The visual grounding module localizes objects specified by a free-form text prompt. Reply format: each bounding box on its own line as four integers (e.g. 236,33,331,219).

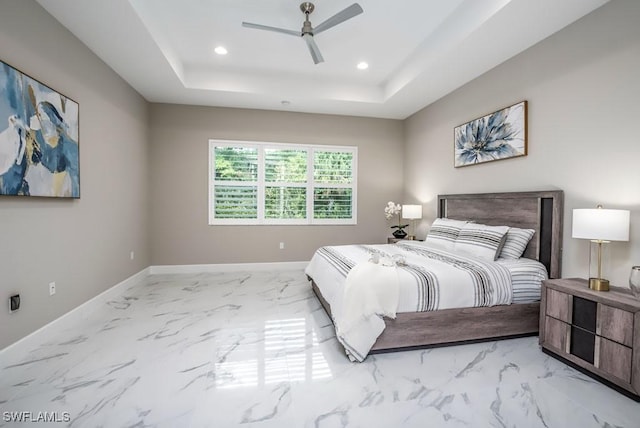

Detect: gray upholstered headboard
437,190,564,278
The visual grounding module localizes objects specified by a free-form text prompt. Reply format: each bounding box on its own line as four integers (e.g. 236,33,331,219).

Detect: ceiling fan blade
313,3,363,35
303,34,324,64
242,22,300,37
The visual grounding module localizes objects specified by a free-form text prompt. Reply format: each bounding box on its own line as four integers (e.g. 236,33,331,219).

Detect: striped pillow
425,218,468,250
499,227,535,259
454,223,509,261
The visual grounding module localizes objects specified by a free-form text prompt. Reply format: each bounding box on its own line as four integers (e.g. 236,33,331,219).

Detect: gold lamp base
589,278,610,291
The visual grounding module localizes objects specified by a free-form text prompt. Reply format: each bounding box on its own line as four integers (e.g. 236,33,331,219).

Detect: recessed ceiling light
214,46,228,55
357,61,369,70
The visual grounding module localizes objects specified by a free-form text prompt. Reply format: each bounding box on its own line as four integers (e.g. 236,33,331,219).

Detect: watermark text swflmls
3,411,71,423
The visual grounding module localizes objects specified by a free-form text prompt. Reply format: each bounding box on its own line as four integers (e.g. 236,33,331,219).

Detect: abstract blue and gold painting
454,101,527,168
0,59,79,198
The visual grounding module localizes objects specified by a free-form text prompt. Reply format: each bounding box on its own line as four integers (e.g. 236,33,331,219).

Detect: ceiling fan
242,2,364,65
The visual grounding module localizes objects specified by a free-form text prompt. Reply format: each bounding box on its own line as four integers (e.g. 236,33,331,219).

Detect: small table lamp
572,205,630,291
402,204,423,240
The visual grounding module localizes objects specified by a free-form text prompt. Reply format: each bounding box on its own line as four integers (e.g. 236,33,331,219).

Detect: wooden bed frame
310,190,564,353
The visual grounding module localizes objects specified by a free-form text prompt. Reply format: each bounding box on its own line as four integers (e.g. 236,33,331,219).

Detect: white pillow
454,223,509,261
499,227,535,259
425,218,468,251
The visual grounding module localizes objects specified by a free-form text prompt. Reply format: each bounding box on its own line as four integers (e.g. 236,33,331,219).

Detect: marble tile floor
1,270,639,427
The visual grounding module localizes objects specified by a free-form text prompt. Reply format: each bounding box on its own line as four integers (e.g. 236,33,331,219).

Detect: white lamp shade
572,208,630,241
402,204,423,220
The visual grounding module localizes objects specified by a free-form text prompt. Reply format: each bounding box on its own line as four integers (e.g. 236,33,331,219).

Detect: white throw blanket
335,256,400,362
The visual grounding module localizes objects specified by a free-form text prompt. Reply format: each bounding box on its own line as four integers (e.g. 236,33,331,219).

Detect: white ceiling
36,0,608,119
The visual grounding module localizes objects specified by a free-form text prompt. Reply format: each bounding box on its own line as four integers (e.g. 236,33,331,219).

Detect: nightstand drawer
544,316,569,353
546,288,571,323
597,304,634,346
597,337,632,383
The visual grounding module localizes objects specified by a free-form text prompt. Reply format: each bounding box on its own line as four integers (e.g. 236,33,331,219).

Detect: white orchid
385,201,409,237
384,201,401,219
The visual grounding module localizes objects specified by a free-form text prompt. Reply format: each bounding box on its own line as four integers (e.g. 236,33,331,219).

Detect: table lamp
572,205,630,291
402,204,423,240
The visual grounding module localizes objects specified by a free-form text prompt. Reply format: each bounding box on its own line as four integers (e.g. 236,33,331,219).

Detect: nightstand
387,237,423,244
540,278,640,401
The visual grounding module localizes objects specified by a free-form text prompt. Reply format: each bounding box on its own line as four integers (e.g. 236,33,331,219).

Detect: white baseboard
0,267,150,359
149,261,309,275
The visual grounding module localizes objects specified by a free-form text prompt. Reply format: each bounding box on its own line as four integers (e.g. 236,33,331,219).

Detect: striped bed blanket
305,240,514,362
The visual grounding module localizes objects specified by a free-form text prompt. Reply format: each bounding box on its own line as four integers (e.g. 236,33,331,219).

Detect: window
209,140,357,225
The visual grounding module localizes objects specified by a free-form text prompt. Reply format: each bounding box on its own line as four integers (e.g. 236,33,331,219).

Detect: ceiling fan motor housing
302,21,313,35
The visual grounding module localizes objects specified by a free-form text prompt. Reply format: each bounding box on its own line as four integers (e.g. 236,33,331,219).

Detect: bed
306,190,564,359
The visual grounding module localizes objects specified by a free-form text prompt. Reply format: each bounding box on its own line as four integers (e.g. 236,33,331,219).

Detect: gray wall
149,104,404,265
0,0,150,349
404,0,640,288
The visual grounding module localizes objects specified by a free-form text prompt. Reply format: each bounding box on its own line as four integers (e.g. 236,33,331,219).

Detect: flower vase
392,228,407,239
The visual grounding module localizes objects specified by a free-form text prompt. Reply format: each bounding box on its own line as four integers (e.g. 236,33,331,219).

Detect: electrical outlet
279,242,285,250
130,251,135,260
49,282,56,296
10,294,20,312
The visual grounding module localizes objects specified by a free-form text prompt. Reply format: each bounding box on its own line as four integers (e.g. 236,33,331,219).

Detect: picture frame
454,100,527,168
0,59,79,198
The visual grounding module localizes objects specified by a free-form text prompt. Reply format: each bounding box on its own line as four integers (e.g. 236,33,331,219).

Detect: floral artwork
454,101,527,167
0,59,79,198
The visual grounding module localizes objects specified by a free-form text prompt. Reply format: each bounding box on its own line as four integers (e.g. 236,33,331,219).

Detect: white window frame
209,139,357,225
